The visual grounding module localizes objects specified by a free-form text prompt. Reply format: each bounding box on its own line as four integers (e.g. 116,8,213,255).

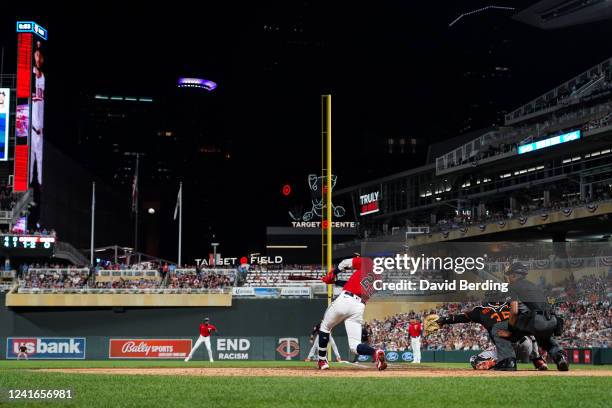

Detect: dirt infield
38,366,612,378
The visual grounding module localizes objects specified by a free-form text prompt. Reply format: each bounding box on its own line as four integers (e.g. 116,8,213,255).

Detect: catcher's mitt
423,314,441,336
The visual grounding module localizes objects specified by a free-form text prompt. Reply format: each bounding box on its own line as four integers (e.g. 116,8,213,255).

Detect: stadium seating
13,265,235,293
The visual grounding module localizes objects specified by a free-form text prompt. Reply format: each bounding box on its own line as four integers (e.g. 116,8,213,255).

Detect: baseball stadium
1,2,611,408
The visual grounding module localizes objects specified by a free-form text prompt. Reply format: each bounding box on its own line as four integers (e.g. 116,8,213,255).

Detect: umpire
503,262,569,371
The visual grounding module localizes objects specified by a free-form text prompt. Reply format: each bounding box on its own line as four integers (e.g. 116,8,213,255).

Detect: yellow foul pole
323,95,333,307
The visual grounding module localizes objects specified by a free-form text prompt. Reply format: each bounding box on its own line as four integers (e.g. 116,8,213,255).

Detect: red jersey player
316,255,387,370
185,317,217,362
408,319,422,363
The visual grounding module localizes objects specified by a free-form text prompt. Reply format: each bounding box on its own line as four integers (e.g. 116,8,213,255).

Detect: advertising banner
108,339,192,359
215,338,252,360
356,350,413,363
0,88,10,160
232,287,255,296
279,287,311,297
6,337,86,359
232,287,310,297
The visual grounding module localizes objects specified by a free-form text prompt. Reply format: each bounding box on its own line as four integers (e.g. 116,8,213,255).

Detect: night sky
2,1,612,261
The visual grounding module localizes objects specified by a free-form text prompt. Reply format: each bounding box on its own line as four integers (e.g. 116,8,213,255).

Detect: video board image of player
15,104,29,138
0,89,9,160
30,40,45,186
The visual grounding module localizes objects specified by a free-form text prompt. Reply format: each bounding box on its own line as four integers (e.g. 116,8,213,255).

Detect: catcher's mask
483,290,508,309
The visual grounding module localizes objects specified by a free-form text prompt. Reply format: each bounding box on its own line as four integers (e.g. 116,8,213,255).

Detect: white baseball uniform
185,322,216,362
30,72,44,185
410,337,421,363
319,257,373,355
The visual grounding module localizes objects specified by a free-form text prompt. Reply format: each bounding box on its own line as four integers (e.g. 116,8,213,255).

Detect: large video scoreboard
1,234,55,257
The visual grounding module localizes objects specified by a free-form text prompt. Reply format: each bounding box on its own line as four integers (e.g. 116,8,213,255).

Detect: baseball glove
423,314,441,336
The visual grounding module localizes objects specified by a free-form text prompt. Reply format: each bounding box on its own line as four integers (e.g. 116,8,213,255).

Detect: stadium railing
505,56,612,125
436,99,612,175
15,287,232,294
26,267,90,276
95,269,159,280
0,189,33,225
54,241,89,265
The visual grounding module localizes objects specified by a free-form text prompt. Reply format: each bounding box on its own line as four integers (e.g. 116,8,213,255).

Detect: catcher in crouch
469,335,544,370
316,255,387,370
424,297,548,371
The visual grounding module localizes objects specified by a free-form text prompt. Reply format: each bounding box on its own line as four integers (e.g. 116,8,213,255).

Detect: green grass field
0,361,610,408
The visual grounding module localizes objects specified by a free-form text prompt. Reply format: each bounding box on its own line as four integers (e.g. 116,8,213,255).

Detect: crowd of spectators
94,278,160,290
166,271,233,289
369,303,490,352
21,268,90,289
557,300,610,348
0,227,57,236
14,263,235,291
244,267,324,287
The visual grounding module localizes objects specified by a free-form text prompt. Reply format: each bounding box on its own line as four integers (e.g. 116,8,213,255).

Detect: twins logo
288,174,346,222
386,352,399,362
276,337,300,360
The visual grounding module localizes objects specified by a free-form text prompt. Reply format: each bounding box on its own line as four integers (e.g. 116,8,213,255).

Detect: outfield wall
2,294,610,364
0,293,328,337
0,335,608,365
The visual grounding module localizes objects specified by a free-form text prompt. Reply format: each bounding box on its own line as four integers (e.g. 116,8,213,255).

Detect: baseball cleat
493,358,517,371
318,359,329,370
475,360,496,370
336,357,343,362
554,352,569,371
532,357,548,371
304,357,311,362
374,349,387,371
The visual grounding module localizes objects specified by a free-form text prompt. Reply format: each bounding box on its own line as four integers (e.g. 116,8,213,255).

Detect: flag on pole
173,184,182,220
131,172,138,213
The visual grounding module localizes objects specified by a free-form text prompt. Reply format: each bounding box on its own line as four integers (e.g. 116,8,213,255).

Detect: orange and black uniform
439,304,511,335
440,304,516,361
